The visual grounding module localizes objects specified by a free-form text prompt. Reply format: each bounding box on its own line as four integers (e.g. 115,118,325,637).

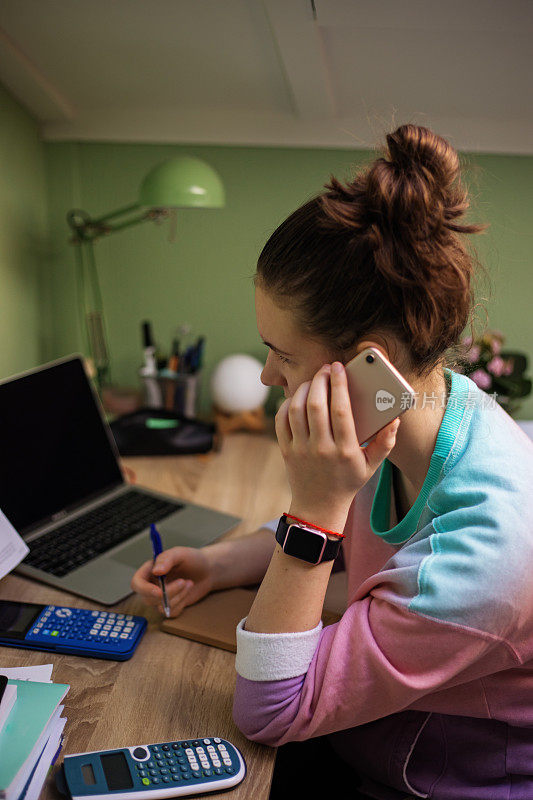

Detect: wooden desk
0,430,295,800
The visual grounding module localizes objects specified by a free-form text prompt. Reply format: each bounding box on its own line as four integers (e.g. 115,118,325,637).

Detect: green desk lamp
67,155,225,390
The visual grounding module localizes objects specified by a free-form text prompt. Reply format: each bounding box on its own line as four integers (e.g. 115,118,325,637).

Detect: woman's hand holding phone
275,362,400,530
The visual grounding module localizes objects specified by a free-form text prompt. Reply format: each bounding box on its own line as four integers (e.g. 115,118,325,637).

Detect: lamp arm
90,202,141,225
97,210,154,235
67,204,164,242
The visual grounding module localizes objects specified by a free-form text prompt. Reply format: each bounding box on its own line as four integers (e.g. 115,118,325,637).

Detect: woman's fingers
306,365,333,443
131,550,191,604
329,362,358,447
158,580,194,616
152,548,185,576
276,381,313,450
287,380,312,446
275,397,292,451
164,577,193,601
130,559,157,595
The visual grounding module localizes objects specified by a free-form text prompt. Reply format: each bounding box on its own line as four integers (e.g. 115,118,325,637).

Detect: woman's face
255,285,339,398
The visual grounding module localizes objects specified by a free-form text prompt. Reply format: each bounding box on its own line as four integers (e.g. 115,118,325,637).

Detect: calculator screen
0,600,42,639
101,752,133,790
81,764,96,785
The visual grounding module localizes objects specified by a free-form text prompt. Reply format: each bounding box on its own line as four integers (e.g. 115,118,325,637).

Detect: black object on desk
109,408,215,456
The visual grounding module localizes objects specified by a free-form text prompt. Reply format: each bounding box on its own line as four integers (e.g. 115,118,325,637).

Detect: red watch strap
284,512,345,539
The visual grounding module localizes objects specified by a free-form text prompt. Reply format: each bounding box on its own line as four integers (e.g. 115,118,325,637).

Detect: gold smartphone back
344,348,415,446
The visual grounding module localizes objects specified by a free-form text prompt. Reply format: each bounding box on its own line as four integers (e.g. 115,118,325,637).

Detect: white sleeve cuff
235,616,323,681
260,518,278,532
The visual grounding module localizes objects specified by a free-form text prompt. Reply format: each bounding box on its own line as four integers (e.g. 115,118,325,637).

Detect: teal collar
370,368,470,545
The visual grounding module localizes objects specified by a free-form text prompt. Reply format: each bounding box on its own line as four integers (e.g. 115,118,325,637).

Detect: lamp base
212,404,266,435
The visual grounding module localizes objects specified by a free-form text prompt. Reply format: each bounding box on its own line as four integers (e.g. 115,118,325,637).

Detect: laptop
0,355,241,604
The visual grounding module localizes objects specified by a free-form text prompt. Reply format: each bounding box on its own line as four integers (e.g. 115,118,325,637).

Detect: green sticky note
146,418,180,430
0,679,70,796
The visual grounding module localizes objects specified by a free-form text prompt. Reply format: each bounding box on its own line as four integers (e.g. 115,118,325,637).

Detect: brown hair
255,124,489,378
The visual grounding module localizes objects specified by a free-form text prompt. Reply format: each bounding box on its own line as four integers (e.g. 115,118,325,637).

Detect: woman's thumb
388,417,401,438
365,418,400,469
153,554,171,574
383,417,401,449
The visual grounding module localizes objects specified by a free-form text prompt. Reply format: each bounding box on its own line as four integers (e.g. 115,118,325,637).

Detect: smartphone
344,347,415,446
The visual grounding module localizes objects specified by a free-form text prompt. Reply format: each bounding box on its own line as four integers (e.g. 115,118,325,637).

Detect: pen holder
140,372,202,417
166,373,203,417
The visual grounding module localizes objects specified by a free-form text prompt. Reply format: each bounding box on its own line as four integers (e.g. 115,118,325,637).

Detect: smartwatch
275,515,342,565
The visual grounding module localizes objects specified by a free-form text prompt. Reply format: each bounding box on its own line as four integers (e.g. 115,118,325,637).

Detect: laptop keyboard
23,490,184,577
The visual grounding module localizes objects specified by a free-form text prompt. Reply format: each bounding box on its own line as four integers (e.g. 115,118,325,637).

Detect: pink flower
467,344,481,363
487,356,505,377
470,369,492,390
492,339,501,355
462,335,473,348
504,359,514,375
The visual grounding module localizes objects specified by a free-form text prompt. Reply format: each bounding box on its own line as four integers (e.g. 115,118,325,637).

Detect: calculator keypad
26,606,141,650
131,739,238,786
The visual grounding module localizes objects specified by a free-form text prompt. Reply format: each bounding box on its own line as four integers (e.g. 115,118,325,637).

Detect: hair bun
320,124,479,243
385,124,459,189
363,123,479,240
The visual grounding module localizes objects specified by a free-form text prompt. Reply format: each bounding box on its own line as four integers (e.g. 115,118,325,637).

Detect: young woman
132,124,533,799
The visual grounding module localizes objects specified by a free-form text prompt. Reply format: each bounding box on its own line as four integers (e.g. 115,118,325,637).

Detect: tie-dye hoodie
233,368,533,799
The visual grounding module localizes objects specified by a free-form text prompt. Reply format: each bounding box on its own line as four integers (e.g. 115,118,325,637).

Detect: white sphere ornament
210,354,268,414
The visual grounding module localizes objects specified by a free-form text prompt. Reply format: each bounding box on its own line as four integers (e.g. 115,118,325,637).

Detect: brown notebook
161,581,345,653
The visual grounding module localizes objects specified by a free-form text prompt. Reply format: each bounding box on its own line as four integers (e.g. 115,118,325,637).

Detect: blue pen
191,336,205,373
196,336,205,370
182,345,194,373
150,523,171,617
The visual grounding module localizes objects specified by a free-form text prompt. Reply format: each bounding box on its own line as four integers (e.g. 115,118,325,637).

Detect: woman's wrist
287,501,352,538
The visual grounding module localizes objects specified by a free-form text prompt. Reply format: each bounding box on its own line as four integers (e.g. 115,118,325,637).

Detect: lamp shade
139,156,225,209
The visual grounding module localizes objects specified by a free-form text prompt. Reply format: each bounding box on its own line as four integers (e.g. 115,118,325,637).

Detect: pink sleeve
233,598,518,746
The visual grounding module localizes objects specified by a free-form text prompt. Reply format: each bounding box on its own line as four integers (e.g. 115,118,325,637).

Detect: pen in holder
139,372,202,417
162,372,202,417
139,323,205,417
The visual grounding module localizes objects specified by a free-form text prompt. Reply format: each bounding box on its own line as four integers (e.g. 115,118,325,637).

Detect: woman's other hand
131,546,214,618
275,361,400,526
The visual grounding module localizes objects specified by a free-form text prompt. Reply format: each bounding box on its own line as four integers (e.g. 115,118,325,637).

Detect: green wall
0,84,49,377
1,82,532,418
43,141,533,419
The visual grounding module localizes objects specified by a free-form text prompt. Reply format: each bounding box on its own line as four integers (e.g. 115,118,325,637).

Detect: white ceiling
0,0,531,153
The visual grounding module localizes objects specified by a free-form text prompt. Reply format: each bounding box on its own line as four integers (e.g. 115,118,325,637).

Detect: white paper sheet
0,665,53,683
0,509,28,581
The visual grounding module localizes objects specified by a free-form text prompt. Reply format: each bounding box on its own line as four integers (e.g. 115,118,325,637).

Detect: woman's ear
342,336,413,378
350,339,391,363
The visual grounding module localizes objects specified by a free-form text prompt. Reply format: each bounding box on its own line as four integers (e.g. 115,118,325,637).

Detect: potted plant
456,330,531,417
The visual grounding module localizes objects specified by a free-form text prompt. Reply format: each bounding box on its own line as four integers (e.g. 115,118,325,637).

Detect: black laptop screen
0,357,123,533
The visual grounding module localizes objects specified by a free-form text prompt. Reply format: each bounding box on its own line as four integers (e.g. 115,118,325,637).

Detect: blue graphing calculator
57,738,246,799
0,600,147,660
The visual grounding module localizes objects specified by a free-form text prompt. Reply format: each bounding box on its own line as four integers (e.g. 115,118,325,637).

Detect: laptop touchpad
112,537,153,568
